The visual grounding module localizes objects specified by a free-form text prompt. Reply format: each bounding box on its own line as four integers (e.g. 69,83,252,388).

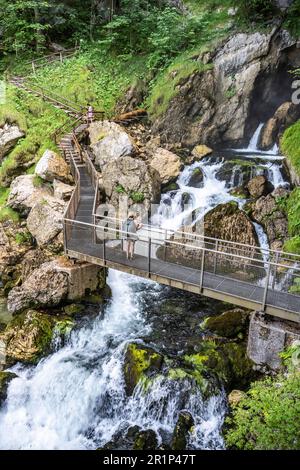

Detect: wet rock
0,124,24,161
228,389,246,407
201,308,250,339
0,372,18,405
0,310,57,365
7,175,51,215
134,430,159,450
53,179,73,201
251,192,288,248
35,150,73,184
149,148,182,185
191,144,213,162
123,343,163,396
90,121,135,168
171,411,194,450
27,196,66,246
101,155,161,211
247,175,274,199
162,182,180,193
188,167,204,188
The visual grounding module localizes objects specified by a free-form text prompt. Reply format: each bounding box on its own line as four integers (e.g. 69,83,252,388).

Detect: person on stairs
123,212,142,260
87,104,94,125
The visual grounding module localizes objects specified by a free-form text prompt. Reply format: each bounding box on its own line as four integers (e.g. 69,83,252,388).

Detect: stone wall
247,312,300,371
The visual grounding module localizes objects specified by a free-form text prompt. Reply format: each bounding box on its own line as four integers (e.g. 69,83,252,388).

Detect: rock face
149,147,181,185
101,155,161,211
35,150,73,184
7,175,51,215
228,389,246,407
259,102,300,150
247,175,274,199
7,261,69,314
27,196,65,246
151,30,299,148
90,121,135,168
204,202,258,247
0,124,24,161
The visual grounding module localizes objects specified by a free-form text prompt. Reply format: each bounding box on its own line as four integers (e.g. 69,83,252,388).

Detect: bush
225,347,300,450
234,0,279,23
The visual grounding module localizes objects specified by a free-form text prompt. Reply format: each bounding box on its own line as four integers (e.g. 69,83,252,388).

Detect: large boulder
35,150,73,184
191,144,213,162
123,343,163,396
171,411,194,450
259,102,300,150
7,260,69,314
149,148,182,185
247,175,274,199
27,196,65,246
201,308,249,339
0,310,73,366
204,202,258,247
7,175,51,215
89,121,135,168
0,124,24,161
101,155,161,211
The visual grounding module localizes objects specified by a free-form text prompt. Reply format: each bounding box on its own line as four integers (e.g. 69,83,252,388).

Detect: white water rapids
0,270,226,450
0,123,291,450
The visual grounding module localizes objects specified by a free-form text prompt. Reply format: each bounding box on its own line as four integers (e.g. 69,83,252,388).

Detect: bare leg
130,241,135,260
126,240,130,259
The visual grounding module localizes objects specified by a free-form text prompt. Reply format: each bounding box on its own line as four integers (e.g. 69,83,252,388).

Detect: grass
0,85,66,187
281,120,300,176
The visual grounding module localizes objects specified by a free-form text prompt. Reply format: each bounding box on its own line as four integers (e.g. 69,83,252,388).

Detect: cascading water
236,123,279,156
0,270,226,450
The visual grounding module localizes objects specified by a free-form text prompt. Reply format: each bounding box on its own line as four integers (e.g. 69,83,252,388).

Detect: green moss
281,120,300,176
284,236,300,256
0,207,20,223
116,184,126,194
147,56,213,119
54,319,75,337
33,175,44,188
63,303,85,316
200,309,249,338
124,343,163,395
130,191,145,203
15,231,33,245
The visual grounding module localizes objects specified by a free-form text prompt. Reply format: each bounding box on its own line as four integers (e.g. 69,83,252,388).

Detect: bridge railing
63,217,300,317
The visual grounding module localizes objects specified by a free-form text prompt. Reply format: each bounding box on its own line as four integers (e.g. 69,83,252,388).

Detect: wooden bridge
8,60,300,324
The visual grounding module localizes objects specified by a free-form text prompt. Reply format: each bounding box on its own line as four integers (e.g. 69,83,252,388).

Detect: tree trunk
34,5,43,52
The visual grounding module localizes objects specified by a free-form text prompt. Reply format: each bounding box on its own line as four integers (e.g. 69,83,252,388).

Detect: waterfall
0,270,225,450
153,158,233,231
235,123,281,158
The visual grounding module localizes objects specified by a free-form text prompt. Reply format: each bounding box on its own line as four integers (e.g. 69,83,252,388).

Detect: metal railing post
148,236,152,277
271,251,279,290
213,240,218,274
262,261,271,312
164,229,167,261
199,247,205,292
103,238,106,266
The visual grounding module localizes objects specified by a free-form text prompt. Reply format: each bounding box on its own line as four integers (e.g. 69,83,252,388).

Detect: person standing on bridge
123,212,142,260
87,104,94,125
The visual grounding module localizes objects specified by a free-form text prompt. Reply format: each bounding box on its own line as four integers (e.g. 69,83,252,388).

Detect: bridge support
247,312,300,371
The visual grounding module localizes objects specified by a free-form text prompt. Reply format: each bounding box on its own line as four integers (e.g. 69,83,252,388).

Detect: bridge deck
64,166,300,323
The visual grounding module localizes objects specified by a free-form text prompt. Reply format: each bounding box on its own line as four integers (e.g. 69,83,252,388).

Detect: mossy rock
0,310,73,366
0,371,18,406
162,182,180,193
171,411,194,450
123,343,163,396
63,303,85,316
133,429,158,450
200,308,250,339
